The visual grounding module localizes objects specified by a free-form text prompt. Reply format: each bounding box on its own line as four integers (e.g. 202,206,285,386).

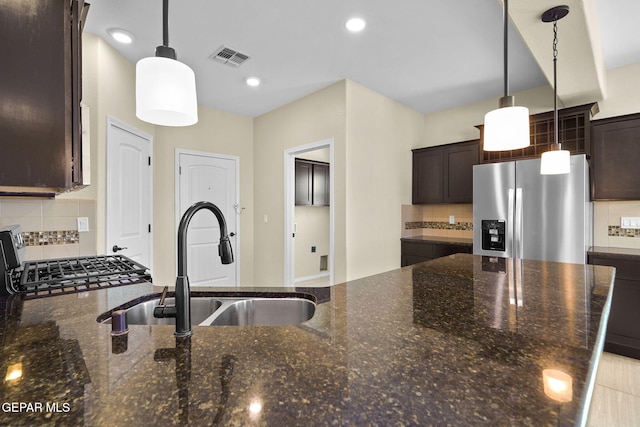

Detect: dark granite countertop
401,235,473,246
588,246,640,261
0,254,614,426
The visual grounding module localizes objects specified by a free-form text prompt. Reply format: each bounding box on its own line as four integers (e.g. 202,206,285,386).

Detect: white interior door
177,150,238,287
106,117,153,270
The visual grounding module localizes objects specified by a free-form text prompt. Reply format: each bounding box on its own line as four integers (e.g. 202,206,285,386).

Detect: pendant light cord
163,0,169,47
553,18,559,148
155,0,176,59
503,0,509,97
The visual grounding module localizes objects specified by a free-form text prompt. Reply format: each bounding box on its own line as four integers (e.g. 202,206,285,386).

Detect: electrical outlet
449,215,455,225
77,217,89,232
621,217,640,229
311,246,316,253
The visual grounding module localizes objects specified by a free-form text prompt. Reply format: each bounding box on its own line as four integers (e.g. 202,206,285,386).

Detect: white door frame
175,149,241,285
105,116,153,273
284,138,335,287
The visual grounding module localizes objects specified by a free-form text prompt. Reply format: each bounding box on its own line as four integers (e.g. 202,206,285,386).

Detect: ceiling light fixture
540,5,571,175
483,0,530,151
345,17,366,32
135,0,198,127
107,28,134,44
246,77,261,87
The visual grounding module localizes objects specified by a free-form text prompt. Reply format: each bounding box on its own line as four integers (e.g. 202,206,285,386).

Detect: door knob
112,245,128,253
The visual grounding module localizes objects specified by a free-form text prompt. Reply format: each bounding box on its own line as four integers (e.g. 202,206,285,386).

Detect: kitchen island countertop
0,254,614,426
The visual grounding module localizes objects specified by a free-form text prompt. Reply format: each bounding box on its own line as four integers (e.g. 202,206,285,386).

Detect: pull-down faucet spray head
155,201,234,337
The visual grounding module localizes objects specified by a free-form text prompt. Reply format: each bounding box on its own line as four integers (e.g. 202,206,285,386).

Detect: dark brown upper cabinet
0,0,89,197
295,159,330,206
476,103,599,164
412,140,479,204
591,113,640,200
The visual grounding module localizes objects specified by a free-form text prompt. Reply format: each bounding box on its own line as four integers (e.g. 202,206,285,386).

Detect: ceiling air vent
209,45,251,67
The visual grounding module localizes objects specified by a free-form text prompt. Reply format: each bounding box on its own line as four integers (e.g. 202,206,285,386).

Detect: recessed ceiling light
246,77,261,87
108,28,134,44
345,17,366,32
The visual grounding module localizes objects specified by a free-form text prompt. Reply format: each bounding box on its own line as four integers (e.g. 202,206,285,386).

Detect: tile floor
588,352,640,426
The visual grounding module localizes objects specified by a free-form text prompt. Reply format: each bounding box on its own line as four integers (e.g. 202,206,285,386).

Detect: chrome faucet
154,201,234,337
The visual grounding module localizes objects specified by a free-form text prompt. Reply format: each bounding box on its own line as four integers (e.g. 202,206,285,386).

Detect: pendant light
136,0,198,127
483,0,530,151
540,5,570,175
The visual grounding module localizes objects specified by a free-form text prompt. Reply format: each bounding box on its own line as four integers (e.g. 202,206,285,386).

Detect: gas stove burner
8,254,151,299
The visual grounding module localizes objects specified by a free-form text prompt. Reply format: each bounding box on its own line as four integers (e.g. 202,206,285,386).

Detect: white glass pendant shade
136,57,198,126
483,106,530,151
540,149,570,175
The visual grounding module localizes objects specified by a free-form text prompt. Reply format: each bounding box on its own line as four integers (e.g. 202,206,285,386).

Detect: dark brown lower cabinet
401,239,472,267
588,250,640,359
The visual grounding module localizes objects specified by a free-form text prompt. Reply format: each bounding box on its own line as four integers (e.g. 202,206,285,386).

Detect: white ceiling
83,0,640,118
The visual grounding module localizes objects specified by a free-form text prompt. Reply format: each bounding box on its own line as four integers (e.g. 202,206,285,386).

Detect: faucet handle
153,286,177,318
158,285,169,306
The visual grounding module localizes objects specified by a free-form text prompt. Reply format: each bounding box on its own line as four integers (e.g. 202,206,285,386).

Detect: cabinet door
444,141,479,203
312,163,330,206
591,114,640,200
0,0,87,195
606,278,640,340
295,160,312,205
0,0,71,190
412,148,444,204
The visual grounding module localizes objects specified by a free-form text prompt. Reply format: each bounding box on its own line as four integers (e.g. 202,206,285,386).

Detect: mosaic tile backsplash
608,226,640,238
405,221,473,231
22,230,80,246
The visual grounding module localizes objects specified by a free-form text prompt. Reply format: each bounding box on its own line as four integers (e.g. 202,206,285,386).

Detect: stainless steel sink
101,297,223,326
202,298,316,326
99,296,315,327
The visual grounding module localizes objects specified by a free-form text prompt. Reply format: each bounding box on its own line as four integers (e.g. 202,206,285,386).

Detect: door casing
284,138,334,287
105,116,153,272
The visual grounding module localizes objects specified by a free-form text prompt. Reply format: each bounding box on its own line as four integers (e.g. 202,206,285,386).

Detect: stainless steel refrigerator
473,154,592,264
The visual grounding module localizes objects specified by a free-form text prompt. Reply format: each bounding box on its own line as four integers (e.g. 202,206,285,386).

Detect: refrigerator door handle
515,188,524,259
508,189,515,258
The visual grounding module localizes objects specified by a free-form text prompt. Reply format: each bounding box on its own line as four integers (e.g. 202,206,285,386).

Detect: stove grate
13,254,151,299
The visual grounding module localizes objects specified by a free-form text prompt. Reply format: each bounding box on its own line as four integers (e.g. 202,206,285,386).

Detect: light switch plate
621,217,640,229
77,217,89,232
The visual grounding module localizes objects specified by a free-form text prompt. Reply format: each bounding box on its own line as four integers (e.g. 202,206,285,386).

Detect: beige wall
421,62,640,149
421,61,640,251
70,34,254,286
590,63,640,249
153,109,254,287
596,62,640,119
4,35,640,283
345,81,424,280
64,34,156,255
294,148,330,281
294,206,330,279
253,81,347,285
421,86,556,148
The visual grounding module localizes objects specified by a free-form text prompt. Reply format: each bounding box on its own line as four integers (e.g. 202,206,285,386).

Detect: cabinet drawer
402,255,432,267
432,244,471,258
589,256,640,281
401,242,433,258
